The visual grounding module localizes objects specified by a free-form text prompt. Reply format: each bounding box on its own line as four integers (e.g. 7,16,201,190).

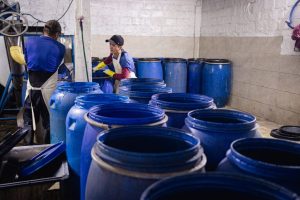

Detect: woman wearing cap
93,35,136,93
10,20,65,144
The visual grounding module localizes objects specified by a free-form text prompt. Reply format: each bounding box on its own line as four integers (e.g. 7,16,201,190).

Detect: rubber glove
92,61,106,72
10,46,26,65
103,69,115,77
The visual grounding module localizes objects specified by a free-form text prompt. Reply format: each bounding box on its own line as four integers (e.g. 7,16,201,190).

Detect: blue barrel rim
204,59,231,64
228,138,300,179
163,58,187,63
187,58,206,63
137,58,162,62
140,172,299,200
75,94,129,108
56,82,100,92
86,103,165,125
150,93,214,111
120,78,165,86
119,85,172,98
185,109,257,132
94,126,203,172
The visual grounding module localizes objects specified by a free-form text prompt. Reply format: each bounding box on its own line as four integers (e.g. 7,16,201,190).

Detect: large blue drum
81,103,168,199
163,58,187,93
66,94,129,200
85,126,206,200
120,78,165,87
202,59,232,107
149,93,215,129
119,85,172,104
49,82,101,144
136,58,163,79
185,109,260,170
141,173,299,200
217,138,300,194
187,58,205,94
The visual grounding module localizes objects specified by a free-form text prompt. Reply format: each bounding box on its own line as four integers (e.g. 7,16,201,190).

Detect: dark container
0,145,69,200
150,93,215,128
86,126,206,200
136,58,163,79
185,109,260,170
163,58,187,93
217,138,300,194
202,59,232,107
141,172,299,200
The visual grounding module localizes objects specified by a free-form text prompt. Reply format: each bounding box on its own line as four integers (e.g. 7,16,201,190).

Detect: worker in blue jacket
10,20,65,144
93,35,136,93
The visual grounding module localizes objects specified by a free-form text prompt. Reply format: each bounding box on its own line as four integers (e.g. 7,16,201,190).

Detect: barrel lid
204,59,231,64
20,141,66,177
0,128,29,159
270,126,300,141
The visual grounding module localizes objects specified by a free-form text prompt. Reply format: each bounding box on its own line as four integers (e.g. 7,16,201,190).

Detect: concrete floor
257,117,281,138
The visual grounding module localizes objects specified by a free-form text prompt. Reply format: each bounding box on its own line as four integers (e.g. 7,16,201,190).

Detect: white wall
199,0,300,125
90,0,199,37
201,0,300,55
90,0,201,58
19,0,76,35
19,0,201,57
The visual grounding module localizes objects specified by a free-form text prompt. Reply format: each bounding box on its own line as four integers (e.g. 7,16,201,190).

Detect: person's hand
92,61,106,72
10,46,26,65
103,69,115,77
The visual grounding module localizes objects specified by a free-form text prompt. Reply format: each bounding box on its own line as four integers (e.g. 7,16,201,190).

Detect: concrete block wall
19,0,75,35
90,0,201,58
200,0,300,125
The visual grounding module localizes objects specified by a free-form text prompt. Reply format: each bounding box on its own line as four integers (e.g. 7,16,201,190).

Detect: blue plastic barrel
49,82,102,144
185,109,260,170
202,59,232,107
120,78,165,87
136,58,163,79
187,58,205,94
217,138,300,194
92,58,114,94
150,93,215,128
163,58,187,93
119,85,172,104
66,94,129,200
85,126,206,200
81,103,168,200
141,172,299,200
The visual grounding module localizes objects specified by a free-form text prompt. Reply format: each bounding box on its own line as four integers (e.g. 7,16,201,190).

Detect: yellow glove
10,46,26,65
103,69,115,77
92,61,106,72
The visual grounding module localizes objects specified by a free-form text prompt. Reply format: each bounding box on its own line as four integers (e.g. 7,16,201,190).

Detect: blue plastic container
85,126,206,200
81,103,168,200
119,85,172,104
150,93,215,129
66,94,129,200
185,109,260,170
49,82,102,144
163,58,187,93
120,78,165,87
187,58,205,94
92,58,114,94
136,58,163,79
202,59,232,107
217,138,300,194
141,172,299,200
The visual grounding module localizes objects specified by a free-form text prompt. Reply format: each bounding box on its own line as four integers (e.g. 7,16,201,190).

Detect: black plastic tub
0,145,69,200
